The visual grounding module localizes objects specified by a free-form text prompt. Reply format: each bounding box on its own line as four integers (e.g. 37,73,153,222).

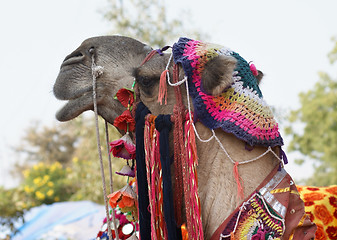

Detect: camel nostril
61,51,85,67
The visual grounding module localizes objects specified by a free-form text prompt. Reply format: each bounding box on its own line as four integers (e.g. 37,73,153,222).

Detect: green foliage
103,0,205,48
0,187,25,234
285,70,337,186
328,37,337,64
22,161,76,205
15,116,126,204
66,156,126,203
15,121,77,165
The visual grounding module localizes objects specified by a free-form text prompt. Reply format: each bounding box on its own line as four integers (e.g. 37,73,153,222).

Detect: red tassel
158,70,168,105
233,162,244,200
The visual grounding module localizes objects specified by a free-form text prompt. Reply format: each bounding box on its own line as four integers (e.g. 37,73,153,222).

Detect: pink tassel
249,62,258,76
233,162,244,200
158,70,168,105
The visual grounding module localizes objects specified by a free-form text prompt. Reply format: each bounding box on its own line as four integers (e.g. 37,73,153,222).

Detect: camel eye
137,76,156,87
89,47,95,54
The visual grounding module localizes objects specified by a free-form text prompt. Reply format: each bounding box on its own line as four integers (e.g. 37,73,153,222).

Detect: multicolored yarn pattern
172,37,283,147
144,116,168,240
220,192,284,239
184,113,203,239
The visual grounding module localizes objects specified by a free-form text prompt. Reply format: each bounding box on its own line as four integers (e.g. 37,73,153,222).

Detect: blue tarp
11,201,105,240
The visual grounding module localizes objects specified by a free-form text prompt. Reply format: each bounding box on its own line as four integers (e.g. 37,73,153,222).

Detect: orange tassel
233,162,244,200
230,231,235,240
158,70,168,105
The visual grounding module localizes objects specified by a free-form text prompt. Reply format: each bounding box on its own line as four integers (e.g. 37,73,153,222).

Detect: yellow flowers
21,161,71,204
33,162,45,171
35,191,45,200
50,162,62,172
46,189,54,197
32,175,50,187
24,185,33,193
33,177,42,185
23,169,30,178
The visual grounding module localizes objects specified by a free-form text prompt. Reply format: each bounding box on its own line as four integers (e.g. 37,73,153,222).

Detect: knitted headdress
172,37,283,147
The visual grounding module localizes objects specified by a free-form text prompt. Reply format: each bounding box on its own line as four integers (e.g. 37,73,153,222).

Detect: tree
285,39,337,186
0,187,25,235
15,120,77,166
15,116,125,203
103,0,205,48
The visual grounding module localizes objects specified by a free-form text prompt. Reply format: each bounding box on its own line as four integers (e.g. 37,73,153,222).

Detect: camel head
54,35,272,146
54,35,152,124
133,52,239,114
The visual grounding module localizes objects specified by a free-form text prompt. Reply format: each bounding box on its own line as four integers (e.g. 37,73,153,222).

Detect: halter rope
91,55,119,240
164,52,283,166
163,52,283,199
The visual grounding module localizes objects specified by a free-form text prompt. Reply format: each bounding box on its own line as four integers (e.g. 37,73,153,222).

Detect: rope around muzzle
91,54,119,240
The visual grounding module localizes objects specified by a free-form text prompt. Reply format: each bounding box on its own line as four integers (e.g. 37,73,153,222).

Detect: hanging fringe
155,115,177,240
173,104,184,227
230,231,235,240
172,63,185,229
135,102,151,239
280,147,288,165
158,70,169,105
144,116,168,240
233,162,244,200
184,114,204,240
144,118,157,240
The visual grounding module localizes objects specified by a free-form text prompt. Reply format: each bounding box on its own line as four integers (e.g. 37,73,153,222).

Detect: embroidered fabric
210,166,317,240
172,37,284,147
219,192,285,240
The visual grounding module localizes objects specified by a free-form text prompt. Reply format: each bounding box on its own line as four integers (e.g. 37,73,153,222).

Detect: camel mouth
56,92,93,122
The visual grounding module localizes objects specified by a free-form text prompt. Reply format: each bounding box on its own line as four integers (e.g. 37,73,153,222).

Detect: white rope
181,72,282,165
91,55,119,240
185,77,215,143
219,199,249,239
165,53,188,87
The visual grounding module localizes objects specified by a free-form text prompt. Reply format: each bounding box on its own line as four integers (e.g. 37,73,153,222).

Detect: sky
0,0,336,188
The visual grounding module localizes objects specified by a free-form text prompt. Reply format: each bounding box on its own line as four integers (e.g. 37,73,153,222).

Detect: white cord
165,53,188,87
91,55,119,240
181,71,282,165
185,76,215,143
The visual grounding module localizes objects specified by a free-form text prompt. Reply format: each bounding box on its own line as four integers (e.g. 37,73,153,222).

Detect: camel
54,36,316,239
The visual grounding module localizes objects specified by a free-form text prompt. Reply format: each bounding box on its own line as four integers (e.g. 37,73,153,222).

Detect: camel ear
256,70,264,85
201,55,237,95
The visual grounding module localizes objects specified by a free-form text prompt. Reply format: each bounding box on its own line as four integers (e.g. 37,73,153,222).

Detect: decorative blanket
172,37,283,147
297,185,337,240
210,167,317,240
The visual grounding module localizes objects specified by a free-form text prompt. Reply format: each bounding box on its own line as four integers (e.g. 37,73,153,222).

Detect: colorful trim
219,192,285,239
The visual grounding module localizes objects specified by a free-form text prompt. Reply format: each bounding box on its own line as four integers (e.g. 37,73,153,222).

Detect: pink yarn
249,62,259,76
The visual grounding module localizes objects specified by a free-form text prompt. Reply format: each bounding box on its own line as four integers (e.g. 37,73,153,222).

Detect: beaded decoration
220,192,285,239
172,38,283,147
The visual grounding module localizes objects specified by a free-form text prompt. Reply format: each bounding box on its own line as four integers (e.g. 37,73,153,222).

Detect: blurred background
1,0,336,238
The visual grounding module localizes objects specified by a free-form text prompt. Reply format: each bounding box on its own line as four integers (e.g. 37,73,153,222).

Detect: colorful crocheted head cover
172,37,283,147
